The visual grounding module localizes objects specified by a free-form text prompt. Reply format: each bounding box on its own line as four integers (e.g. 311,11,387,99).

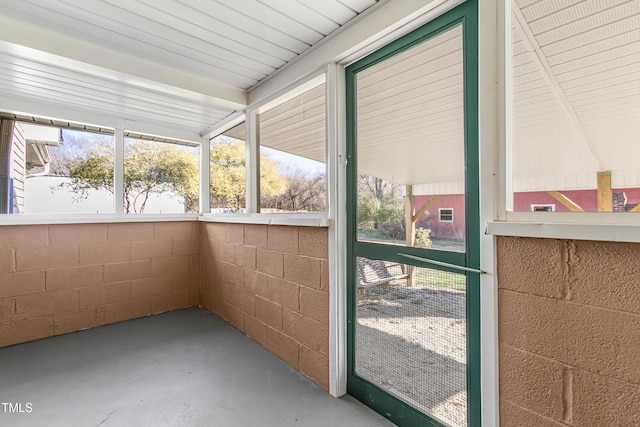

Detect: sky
262,146,325,176
58,128,326,178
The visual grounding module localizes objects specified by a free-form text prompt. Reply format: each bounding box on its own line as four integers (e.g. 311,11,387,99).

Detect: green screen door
346,2,479,426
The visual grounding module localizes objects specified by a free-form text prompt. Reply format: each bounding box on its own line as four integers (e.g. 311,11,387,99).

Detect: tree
209,139,286,211
209,140,246,211
357,174,404,235
262,165,326,212
61,140,199,213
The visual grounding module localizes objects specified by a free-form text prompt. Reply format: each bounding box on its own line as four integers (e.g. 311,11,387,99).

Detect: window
209,122,246,214
439,208,454,222
8,122,115,214
123,136,199,214
531,204,555,212
509,1,640,215
257,81,326,213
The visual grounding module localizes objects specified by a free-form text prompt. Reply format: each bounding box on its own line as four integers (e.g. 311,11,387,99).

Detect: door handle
397,253,484,274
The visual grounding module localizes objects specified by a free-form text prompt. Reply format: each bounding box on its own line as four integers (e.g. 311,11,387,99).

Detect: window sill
0,213,200,226
200,213,329,227
0,213,330,227
487,220,640,243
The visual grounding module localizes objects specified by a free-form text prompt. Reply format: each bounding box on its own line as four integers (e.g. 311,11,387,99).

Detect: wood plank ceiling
0,0,377,135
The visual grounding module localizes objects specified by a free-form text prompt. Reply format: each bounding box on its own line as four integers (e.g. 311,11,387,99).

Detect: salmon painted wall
417,189,640,240
514,188,640,212
415,194,466,242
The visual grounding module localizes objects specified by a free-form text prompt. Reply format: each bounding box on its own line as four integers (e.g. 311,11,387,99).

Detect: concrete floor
0,308,392,427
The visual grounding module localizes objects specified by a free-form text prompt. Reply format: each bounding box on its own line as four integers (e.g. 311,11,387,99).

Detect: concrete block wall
200,223,330,390
497,236,640,426
0,222,200,347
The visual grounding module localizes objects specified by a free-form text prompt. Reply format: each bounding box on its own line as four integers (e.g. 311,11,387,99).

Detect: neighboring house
2,120,59,214
8,121,26,213
5,122,59,214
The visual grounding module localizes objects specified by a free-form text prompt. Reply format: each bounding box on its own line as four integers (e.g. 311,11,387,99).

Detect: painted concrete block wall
0,222,200,347
497,236,640,426
200,223,330,390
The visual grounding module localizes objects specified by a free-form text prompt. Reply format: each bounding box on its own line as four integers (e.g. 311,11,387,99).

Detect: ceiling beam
0,14,247,112
512,3,604,171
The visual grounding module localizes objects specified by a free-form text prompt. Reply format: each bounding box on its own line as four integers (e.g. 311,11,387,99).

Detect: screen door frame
345,1,480,426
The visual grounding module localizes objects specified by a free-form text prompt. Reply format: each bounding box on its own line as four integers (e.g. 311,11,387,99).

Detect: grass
356,229,467,292
357,230,404,245
413,267,466,291
357,230,465,253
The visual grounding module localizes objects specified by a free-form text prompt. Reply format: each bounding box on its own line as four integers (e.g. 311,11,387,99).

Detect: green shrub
415,227,432,248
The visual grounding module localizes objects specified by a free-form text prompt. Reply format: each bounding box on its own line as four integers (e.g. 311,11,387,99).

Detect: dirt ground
355,282,467,427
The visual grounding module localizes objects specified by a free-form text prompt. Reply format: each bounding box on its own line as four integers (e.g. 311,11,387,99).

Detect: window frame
221,69,330,222
10,124,117,215
438,207,455,222
488,0,640,243
0,115,205,222
122,134,201,215
206,116,247,215
199,69,331,225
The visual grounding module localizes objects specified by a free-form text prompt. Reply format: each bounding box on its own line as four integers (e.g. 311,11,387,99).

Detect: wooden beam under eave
597,171,612,212
547,191,584,212
412,195,439,223
630,204,640,213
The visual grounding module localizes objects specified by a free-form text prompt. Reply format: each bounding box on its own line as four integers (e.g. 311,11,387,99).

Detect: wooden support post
597,171,612,212
405,185,415,286
405,185,415,247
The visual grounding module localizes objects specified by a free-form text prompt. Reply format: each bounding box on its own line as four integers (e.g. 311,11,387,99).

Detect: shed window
531,204,555,212
439,208,454,222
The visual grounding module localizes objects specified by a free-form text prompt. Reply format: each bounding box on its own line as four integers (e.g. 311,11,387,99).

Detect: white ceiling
0,0,377,135
356,23,464,187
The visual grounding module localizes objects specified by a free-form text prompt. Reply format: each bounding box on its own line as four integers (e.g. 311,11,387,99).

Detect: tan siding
0,221,199,348
200,222,330,390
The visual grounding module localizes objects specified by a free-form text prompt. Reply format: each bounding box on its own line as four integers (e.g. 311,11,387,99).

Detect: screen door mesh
355,257,467,427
